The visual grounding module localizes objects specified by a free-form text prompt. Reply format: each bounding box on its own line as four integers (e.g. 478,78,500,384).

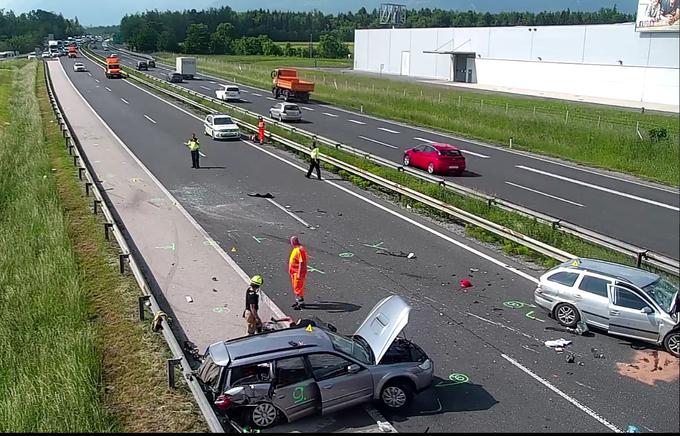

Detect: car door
608,284,661,342
270,356,319,422
410,144,427,168
272,103,282,117
306,353,373,415
204,115,213,133
574,274,611,328
421,145,438,170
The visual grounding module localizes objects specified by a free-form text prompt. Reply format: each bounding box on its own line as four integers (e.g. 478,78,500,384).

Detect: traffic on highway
46,49,679,433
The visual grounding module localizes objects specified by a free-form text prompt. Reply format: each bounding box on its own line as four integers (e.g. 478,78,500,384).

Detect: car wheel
554,303,580,328
403,155,410,166
663,330,680,357
380,381,413,411
249,402,279,429
427,162,435,174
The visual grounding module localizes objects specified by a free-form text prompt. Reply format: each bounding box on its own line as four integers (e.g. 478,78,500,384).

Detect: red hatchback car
403,143,466,175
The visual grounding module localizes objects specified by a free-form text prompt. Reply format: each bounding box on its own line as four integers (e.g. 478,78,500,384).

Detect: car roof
209,327,333,367
431,143,459,151
213,114,232,119
558,258,659,288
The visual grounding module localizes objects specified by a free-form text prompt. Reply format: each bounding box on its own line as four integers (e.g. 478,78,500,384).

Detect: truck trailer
271,68,314,103
175,57,196,80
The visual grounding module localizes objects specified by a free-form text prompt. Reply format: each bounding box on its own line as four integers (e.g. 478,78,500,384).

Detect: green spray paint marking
212,306,231,313
435,373,469,388
503,301,536,309
252,236,266,244
293,386,306,403
339,252,354,258
307,265,326,274
363,241,389,252
525,310,545,322
203,240,217,246
155,243,176,251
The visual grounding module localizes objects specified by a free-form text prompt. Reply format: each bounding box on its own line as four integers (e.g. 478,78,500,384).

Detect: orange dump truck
271,68,314,103
105,54,122,79
67,44,77,58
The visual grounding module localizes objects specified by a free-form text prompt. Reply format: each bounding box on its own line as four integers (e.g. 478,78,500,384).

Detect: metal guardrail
84,47,680,277
43,59,227,433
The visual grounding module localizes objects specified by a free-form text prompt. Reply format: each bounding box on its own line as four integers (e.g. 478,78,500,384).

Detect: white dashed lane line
105,87,112,92
94,78,100,83
302,107,314,111
505,181,585,207
144,115,157,124
414,136,490,158
200,85,211,90
348,119,366,125
252,92,262,97
120,98,129,104
323,112,339,118
358,136,398,149
378,127,399,134
266,97,276,101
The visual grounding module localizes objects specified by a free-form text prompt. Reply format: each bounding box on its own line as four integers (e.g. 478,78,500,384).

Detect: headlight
418,359,432,370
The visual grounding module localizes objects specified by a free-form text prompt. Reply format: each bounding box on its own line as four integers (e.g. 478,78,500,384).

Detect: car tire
663,330,679,357
554,303,580,328
379,381,413,411
427,162,435,174
403,155,410,166
248,402,279,429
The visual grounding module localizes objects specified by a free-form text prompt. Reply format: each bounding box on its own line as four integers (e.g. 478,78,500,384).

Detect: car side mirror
641,307,653,314
347,364,361,374
412,149,418,153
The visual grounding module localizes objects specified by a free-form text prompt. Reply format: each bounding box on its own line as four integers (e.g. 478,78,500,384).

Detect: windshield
226,87,239,92
213,117,234,125
326,330,372,365
439,149,462,157
643,278,678,313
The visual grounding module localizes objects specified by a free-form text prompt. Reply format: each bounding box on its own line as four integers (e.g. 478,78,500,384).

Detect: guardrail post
636,250,648,268
167,357,182,388
64,134,70,148
78,167,85,180
138,295,151,321
104,222,114,240
73,155,79,166
93,199,101,214
85,182,92,196
68,144,74,155
119,253,129,274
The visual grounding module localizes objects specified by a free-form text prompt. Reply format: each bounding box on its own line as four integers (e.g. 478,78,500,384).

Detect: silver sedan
269,102,302,122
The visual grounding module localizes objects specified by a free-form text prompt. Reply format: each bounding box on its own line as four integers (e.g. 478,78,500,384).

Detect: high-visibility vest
187,139,200,151
258,121,265,131
289,245,308,275
310,147,320,161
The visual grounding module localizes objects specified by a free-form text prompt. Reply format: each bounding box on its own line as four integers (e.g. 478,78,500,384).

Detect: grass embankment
154,52,679,186
119,63,636,270
0,59,207,432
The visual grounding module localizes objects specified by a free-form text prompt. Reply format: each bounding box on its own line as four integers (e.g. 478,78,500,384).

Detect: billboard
636,0,680,32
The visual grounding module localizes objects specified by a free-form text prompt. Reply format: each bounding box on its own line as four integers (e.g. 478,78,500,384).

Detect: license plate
449,166,459,169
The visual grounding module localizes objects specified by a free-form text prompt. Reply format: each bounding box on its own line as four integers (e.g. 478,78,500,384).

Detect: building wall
354,23,679,106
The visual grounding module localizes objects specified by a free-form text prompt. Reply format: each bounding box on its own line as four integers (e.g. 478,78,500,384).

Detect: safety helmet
250,275,264,286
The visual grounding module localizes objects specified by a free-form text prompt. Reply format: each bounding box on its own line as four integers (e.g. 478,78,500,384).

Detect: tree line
0,9,84,53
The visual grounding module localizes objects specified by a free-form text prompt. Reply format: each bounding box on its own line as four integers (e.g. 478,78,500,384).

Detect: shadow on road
301,300,362,313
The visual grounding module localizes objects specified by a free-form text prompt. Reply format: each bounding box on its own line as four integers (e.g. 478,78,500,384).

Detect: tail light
214,394,232,410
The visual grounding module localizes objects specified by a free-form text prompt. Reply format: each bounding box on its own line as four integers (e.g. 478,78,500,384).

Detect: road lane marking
210,81,217,84
120,98,129,104
199,85,211,90
144,115,157,124
505,181,585,207
252,92,262,97
502,354,622,432
323,112,339,118
266,97,276,101
348,119,366,125
461,149,490,158
302,107,314,111
105,86,112,92
94,78,99,83
378,127,399,134
265,198,315,229
240,89,249,93
517,165,679,211
87,72,92,77
358,136,398,149
414,136,435,143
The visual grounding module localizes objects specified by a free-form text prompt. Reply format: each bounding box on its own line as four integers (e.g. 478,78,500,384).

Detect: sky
0,0,638,26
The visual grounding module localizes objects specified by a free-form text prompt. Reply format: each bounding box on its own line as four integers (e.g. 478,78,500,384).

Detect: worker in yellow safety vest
305,140,321,180
185,133,200,169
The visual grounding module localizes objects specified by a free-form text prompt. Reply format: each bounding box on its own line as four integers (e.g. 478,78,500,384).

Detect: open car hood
353,295,411,364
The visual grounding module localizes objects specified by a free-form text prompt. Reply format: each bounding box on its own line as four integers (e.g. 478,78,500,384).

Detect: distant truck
175,56,196,79
271,68,314,103
67,45,77,58
105,55,122,78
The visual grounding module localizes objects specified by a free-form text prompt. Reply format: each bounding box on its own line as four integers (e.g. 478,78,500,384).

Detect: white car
203,114,241,140
73,63,87,72
269,102,302,122
215,85,240,101
41,51,50,58
27,53,37,59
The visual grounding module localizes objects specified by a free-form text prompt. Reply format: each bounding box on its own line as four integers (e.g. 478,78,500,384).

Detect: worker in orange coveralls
258,116,266,144
288,235,308,310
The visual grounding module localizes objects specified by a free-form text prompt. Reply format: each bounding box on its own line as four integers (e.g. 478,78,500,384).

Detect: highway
59,54,679,433
94,47,679,261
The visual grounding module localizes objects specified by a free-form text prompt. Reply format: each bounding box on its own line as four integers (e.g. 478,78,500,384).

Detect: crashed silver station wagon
195,295,433,429
535,258,679,356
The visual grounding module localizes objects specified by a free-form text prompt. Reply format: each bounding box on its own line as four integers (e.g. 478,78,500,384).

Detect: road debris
247,192,274,198
185,295,193,303
470,268,479,273
459,279,473,288
565,352,575,363
212,276,218,281
544,338,571,348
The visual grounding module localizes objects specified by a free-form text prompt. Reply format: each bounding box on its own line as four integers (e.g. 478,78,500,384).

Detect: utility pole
309,33,313,60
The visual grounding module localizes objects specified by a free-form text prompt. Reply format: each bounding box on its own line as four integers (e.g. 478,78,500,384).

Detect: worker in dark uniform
243,275,263,335
305,141,321,180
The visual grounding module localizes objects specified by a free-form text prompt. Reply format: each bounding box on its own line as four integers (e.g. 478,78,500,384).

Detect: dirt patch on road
615,350,679,386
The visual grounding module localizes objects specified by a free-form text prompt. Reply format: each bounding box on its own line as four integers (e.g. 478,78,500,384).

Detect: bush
649,127,668,142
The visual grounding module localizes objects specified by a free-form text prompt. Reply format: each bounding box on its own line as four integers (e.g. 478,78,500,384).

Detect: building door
400,51,410,76
453,54,467,82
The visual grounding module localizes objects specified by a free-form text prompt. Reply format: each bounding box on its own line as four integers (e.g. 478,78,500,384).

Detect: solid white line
323,112,339,118
501,354,622,433
265,198,314,229
252,92,262,97
120,98,129,104
105,86,112,92
199,85,211,90
505,181,585,207
461,149,490,159
144,115,157,124
302,107,314,111
348,119,366,125
378,127,400,134
358,136,398,149
517,165,679,211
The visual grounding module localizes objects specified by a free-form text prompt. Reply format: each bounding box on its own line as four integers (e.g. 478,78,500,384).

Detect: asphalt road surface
61,54,679,433
93,47,679,260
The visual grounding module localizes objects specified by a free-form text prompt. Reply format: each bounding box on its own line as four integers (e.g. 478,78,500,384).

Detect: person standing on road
258,116,266,144
305,141,321,180
243,275,263,335
185,133,200,169
288,236,308,310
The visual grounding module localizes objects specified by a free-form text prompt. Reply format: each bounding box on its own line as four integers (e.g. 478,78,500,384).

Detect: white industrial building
353,23,679,108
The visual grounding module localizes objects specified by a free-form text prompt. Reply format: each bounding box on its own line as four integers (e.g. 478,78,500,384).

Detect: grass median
154,52,679,187
117,61,641,271
0,59,207,432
